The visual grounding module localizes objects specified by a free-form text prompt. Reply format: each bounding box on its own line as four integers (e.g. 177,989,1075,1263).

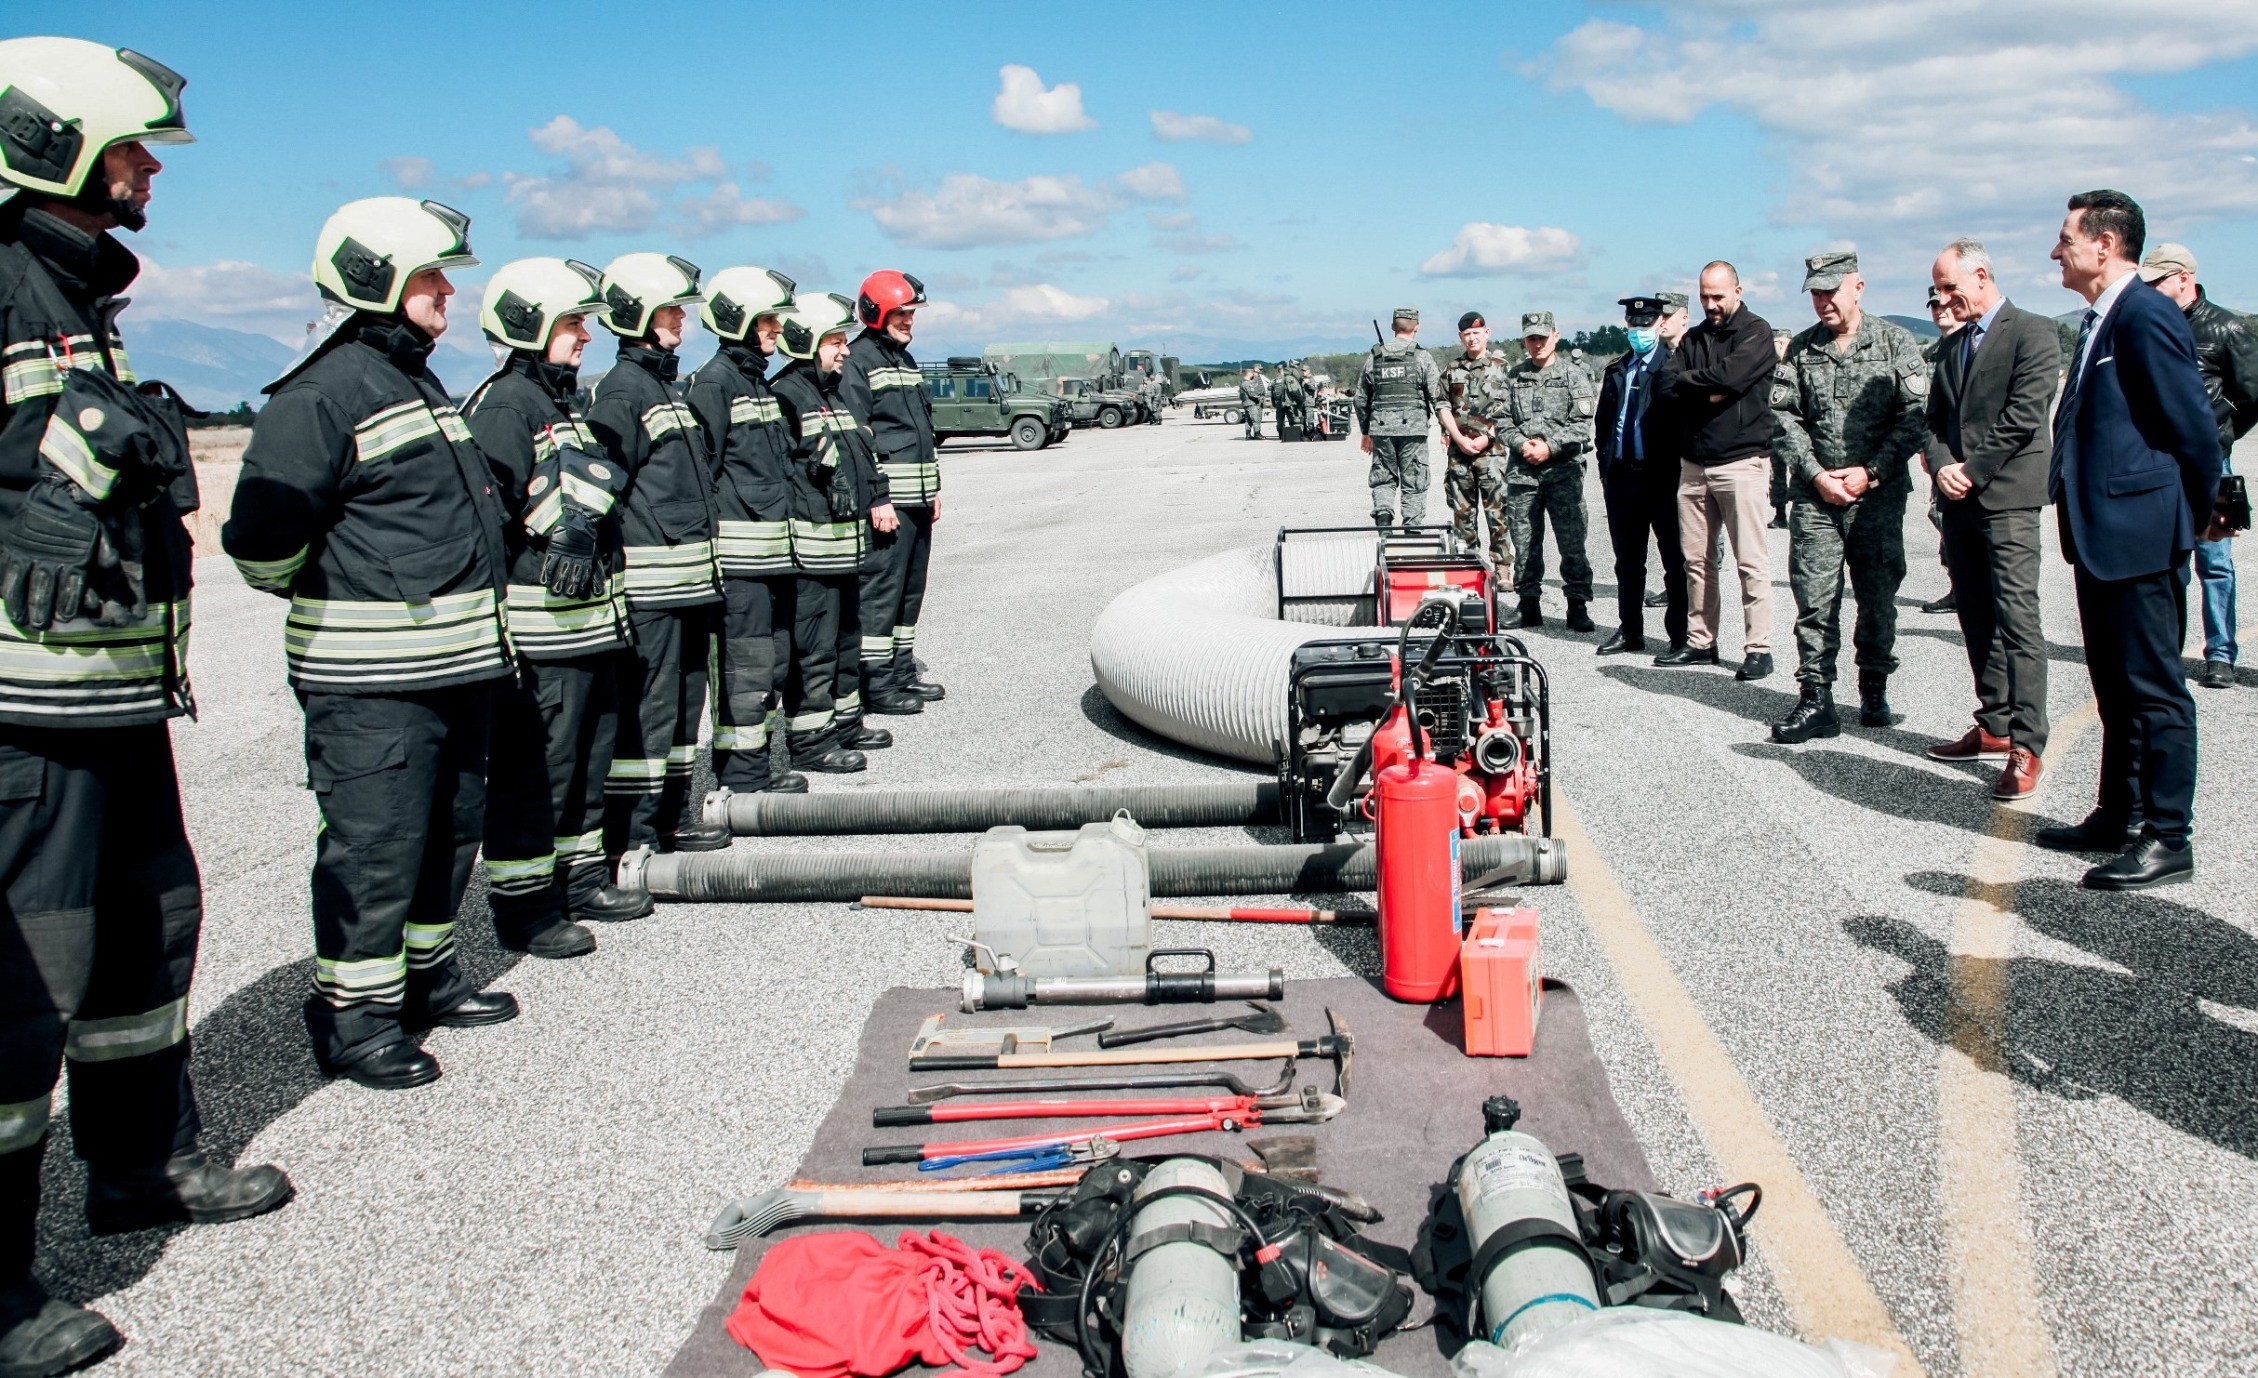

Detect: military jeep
921,357,1069,451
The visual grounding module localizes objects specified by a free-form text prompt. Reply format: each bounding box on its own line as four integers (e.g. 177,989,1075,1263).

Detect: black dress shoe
2082,833,2194,891
574,883,653,923
1771,687,1840,744
338,1042,441,1091
494,914,596,960
791,745,868,774
1518,599,1543,628
2033,812,2140,853
2200,658,2235,690
662,820,732,853
1596,631,1645,656
759,771,810,793
1736,651,1775,681
87,1148,295,1235
1644,589,1668,608
0,1281,121,1378
423,992,520,1029
1653,644,1717,667
1564,600,1596,633
846,724,893,750
1920,592,1957,614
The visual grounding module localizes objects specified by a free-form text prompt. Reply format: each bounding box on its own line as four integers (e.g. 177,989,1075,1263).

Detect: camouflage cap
1391,306,1419,323
1658,291,1689,313
2138,242,2197,282
1802,249,1859,291
1520,310,1556,338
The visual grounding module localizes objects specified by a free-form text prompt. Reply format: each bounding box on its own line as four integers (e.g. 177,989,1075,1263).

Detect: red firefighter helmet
856,269,928,330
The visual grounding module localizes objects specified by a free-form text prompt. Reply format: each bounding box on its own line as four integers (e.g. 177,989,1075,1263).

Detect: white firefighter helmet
597,252,703,338
311,196,478,314
0,38,191,199
480,257,604,352
777,292,855,362
700,266,797,343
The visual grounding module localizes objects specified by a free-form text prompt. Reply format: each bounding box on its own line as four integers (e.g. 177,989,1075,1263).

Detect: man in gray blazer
1925,236,2063,799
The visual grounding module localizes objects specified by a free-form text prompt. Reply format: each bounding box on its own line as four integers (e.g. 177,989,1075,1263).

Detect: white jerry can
970,810,1151,977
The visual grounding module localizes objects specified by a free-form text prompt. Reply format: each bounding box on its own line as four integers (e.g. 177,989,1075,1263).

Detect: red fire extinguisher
1375,599,1463,1002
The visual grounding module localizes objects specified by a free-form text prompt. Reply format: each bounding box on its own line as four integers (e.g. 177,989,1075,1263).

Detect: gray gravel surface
32,415,2257,1376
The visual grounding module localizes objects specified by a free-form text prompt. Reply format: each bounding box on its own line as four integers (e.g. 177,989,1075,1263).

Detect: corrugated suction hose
704,782,1280,835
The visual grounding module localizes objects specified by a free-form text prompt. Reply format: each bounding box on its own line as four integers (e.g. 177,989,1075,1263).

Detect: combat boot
1564,600,1595,633
1859,673,1895,727
0,1280,120,1377
85,1148,295,1236
1518,598,1543,629
1771,685,1841,744
494,911,596,959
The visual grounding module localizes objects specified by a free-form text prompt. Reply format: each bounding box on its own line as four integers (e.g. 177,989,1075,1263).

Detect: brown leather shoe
1927,725,2011,761
1991,747,2042,799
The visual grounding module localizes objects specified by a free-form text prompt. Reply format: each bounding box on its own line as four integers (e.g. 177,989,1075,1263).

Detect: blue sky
75,0,2258,370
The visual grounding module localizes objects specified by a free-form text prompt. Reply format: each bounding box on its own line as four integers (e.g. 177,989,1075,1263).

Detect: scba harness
1018,1156,1417,1376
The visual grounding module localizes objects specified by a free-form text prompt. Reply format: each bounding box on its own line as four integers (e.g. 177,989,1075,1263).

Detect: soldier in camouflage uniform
1356,307,1443,527
1769,250,1930,744
1437,310,1514,573
1501,311,1599,630
1237,366,1267,439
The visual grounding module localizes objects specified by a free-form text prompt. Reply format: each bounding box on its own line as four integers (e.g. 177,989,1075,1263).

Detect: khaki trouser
1677,456,1772,654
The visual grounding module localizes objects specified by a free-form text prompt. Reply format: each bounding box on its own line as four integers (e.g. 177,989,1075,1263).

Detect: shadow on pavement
1599,662,1995,768
1077,683,1266,770
35,880,524,1303
1896,622,2088,668
1850,875,2258,1159
1732,742,2035,835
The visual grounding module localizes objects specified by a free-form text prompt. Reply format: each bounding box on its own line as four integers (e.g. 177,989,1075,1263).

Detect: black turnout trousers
1602,459,1689,647
0,725,202,1281
484,652,620,923
606,605,714,854
786,574,863,751
299,685,489,1071
715,576,793,789
858,505,933,691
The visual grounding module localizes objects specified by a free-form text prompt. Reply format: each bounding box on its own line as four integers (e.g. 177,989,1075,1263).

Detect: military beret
1658,291,1689,313
1617,295,1666,325
1391,306,1419,323
1802,249,1859,291
1458,310,1485,331
1520,310,1556,337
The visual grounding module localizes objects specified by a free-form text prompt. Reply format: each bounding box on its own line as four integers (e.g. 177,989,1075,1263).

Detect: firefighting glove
0,474,105,632
540,505,602,601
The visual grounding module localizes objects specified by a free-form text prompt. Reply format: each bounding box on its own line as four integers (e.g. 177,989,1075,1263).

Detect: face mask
1625,326,1659,353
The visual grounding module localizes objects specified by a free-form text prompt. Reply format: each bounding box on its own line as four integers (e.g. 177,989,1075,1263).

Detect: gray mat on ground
667,975,1653,1378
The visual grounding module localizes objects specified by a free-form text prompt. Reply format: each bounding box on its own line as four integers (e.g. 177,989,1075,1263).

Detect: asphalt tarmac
35,411,2256,1376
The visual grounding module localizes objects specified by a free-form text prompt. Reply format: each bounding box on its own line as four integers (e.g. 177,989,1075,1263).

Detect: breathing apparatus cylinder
1456,1095,1599,1348
1120,1158,1241,1378
1375,755,1461,1001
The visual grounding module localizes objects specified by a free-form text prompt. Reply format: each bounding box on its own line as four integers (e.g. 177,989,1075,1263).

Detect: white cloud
991,65,1097,134
920,283,1110,336
131,258,319,341
1419,224,1585,277
380,155,433,190
1150,110,1253,144
1535,1,2258,287
1170,264,1203,282
497,115,799,240
1116,161,1186,203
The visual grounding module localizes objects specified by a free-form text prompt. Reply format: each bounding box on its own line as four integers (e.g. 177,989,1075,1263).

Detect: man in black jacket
1594,295,1687,655
1656,262,1777,679
2139,242,2255,691
1924,237,2061,799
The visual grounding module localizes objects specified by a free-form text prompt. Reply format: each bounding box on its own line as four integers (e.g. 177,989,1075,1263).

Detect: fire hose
705,782,1280,836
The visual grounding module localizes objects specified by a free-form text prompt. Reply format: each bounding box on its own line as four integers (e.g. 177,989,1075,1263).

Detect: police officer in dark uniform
687,265,819,793
587,253,731,857
773,293,891,770
226,196,521,1089
843,270,944,714
1595,295,1689,655
0,38,292,1373
465,258,649,956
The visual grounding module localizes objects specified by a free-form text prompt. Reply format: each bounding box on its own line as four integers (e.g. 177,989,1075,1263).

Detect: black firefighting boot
1859,672,1896,727
861,664,926,716
575,882,654,923
1771,685,1841,744
892,649,945,701
1565,599,1596,633
85,1148,295,1236
788,724,867,774
494,910,596,959
1518,598,1544,629
0,1279,120,1377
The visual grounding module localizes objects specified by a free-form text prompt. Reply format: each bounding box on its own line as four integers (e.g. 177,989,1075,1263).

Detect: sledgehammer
908,1008,1354,1097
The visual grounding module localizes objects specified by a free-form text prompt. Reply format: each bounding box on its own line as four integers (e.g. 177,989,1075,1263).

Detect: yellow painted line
1939,698,2096,1378
1552,791,1924,1370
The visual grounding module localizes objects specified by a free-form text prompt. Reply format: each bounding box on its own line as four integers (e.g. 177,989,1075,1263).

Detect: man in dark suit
1924,237,2061,799
2039,189,2227,889
1595,295,1688,655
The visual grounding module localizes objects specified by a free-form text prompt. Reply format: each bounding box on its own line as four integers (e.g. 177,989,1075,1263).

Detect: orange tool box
1460,906,1541,1056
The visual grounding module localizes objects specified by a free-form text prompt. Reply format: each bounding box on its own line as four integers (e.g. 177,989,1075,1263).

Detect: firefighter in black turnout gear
225,196,521,1092
843,269,945,711
0,38,291,1373
687,266,815,794
587,253,731,855
772,293,892,771
465,258,649,958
